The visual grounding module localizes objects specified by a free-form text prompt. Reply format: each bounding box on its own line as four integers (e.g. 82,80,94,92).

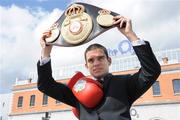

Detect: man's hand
40,30,53,58
113,16,138,42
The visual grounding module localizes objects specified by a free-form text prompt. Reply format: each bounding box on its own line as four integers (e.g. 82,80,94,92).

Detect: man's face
85,48,111,79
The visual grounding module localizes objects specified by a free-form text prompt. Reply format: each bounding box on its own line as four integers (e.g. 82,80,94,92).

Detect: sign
107,40,135,56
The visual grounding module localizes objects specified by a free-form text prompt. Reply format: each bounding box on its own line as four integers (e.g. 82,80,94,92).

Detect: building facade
9,48,180,120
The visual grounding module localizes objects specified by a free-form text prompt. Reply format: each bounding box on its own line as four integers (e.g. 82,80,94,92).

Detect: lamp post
42,112,51,120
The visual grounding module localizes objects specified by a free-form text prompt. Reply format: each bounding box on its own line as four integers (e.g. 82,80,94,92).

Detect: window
30,95,35,106
42,94,48,105
56,100,61,104
173,79,180,94
17,96,23,107
152,81,161,96
2,102,5,107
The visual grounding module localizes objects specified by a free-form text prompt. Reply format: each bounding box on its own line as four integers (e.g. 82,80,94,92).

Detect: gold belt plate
61,4,93,45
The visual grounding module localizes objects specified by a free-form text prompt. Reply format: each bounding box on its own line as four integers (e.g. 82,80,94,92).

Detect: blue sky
0,0,180,93
0,0,71,11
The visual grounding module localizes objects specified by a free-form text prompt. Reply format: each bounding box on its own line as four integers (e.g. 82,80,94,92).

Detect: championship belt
44,2,119,47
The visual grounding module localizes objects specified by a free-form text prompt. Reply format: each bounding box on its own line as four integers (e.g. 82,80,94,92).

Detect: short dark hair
84,43,109,61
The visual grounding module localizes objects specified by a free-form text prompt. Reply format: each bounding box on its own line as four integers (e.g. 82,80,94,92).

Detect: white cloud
0,5,63,93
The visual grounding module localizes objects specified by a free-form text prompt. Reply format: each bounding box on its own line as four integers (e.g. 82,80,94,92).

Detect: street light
42,112,51,120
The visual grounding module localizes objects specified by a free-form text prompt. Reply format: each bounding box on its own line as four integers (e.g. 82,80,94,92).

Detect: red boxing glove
68,72,104,118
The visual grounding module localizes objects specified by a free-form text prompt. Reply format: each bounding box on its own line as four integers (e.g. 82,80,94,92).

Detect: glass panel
42,94,48,105
152,81,161,96
30,95,35,106
56,100,61,104
17,96,23,107
173,79,180,94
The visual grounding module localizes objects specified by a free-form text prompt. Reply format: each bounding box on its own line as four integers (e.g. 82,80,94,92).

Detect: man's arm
37,60,78,107
37,30,78,108
113,16,161,104
127,41,161,104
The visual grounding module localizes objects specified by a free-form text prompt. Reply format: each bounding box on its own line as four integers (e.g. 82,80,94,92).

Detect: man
37,16,161,120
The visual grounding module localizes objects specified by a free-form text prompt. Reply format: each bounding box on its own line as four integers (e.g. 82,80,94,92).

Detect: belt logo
61,4,93,44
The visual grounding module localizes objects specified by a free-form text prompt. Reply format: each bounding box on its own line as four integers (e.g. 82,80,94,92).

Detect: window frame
172,79,180,95
17,96,23,108
152,81,161,96
29,95,36,107
55,100,61,105
42,94,48,106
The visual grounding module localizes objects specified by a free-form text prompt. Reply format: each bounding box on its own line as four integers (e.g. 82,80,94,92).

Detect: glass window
56,100,61,104
173,79,180,94
152,81,161,96
17,96,23,107
42,94,48,105
2,102,5,107
30,95,35,106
